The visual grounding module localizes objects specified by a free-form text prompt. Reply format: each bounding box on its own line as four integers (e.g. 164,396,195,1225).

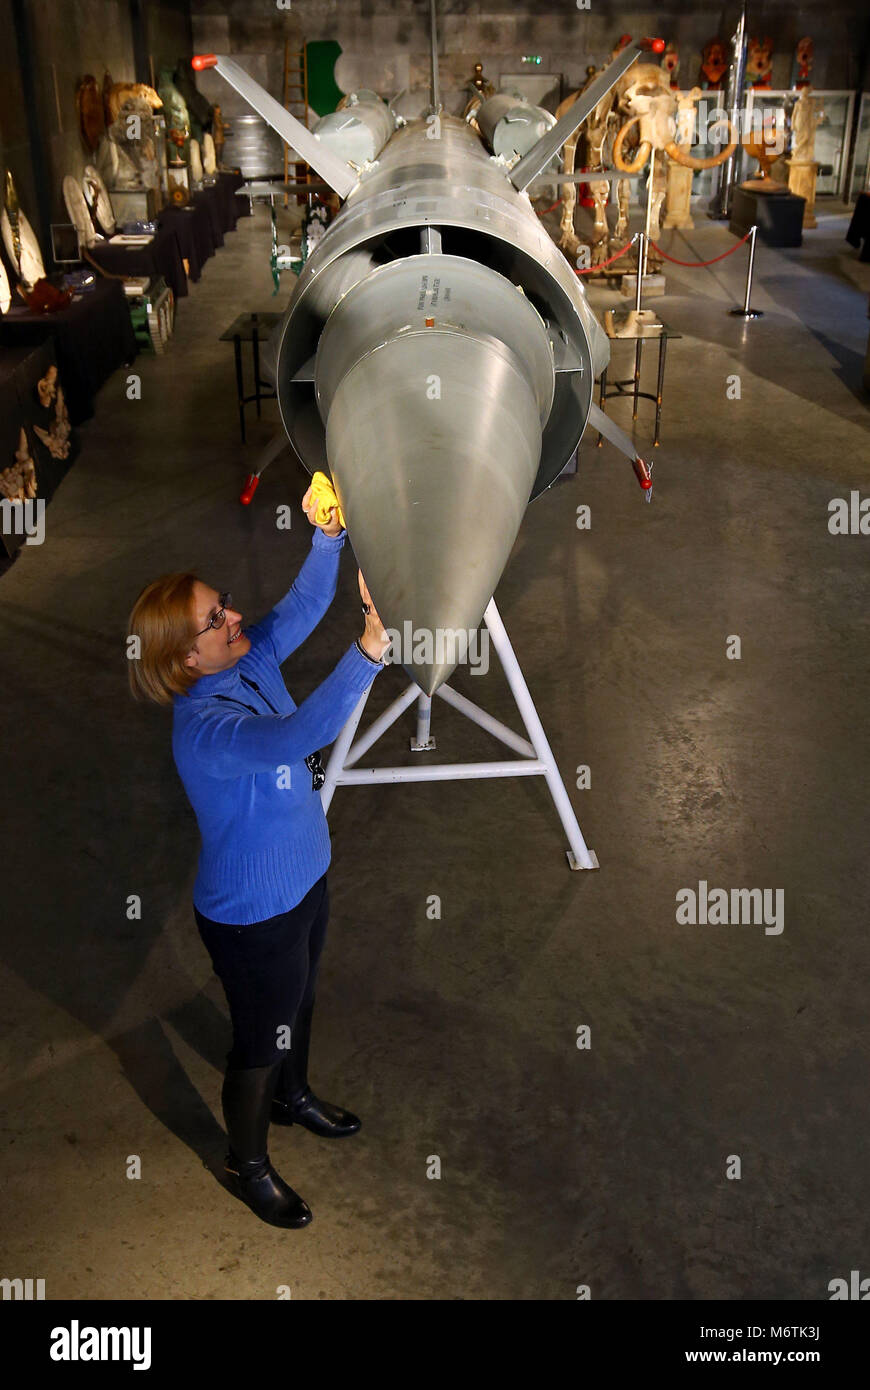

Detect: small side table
220,311,283,442
596,314,681,449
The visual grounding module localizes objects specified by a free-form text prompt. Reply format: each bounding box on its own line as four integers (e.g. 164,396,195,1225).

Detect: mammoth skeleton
559,62,736,269
612,77,736,246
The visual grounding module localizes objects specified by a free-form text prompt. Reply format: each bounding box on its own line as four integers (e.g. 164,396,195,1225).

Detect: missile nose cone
324,330,543,692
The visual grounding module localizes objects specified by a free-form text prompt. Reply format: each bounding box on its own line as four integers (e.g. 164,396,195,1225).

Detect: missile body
273,116,608,692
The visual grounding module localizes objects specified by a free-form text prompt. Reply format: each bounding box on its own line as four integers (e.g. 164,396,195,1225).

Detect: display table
0,279,136,424
729,186,805,248
88,173,245,292
85,222,188,301
192,172,247,246
159,201,217,283
596,314,681,448
0,340,80,558
217,170,249,227
220,311,282,443
846,193,870,263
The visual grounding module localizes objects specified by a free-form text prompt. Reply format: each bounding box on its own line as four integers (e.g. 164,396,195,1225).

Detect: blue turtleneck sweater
172,527,382,925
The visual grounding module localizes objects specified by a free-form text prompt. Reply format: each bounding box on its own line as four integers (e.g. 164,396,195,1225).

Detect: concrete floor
1,198,869,1300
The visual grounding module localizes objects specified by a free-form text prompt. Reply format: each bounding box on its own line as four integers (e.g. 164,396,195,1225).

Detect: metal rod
482,599,598,869
429,0,440,113
713,1,749,218
633,230,644,419
414,691,433,748
343,683,419,767
744,223,757,313
335,760,549,784
321,688,371,811
728,223,763,319
528,171,643,185
436,684,536,757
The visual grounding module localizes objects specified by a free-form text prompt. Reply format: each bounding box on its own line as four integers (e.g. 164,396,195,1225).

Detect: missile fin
588,403,654,498
509,40,645,192
195,55,358,198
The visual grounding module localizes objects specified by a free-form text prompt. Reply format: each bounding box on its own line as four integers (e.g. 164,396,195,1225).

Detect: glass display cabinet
743,89,856,198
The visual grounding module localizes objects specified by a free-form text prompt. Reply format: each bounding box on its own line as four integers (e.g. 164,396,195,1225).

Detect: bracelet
355,637,385,666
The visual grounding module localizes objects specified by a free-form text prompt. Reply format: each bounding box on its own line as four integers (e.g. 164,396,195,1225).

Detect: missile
193,26,661,694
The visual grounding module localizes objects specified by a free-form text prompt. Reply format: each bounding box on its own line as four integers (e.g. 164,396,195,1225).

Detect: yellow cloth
309,471,346,530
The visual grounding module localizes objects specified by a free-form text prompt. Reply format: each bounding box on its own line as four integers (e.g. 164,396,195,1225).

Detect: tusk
665,117,737,169
613,117,651,174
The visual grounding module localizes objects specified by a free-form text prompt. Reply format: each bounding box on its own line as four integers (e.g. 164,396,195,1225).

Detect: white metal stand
320,598,598,870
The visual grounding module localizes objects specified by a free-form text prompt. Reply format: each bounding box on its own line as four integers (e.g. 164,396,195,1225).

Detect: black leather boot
222,1061,312,1228
271,999,361,1138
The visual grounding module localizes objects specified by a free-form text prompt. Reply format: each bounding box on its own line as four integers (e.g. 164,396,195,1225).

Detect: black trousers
195,873,329,1070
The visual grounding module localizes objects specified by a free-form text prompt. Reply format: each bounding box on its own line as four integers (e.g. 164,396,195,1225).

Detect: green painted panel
305,40,344,117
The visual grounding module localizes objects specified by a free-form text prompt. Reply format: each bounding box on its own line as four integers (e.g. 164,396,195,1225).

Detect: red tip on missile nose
192,53,218,70
642,38,667,54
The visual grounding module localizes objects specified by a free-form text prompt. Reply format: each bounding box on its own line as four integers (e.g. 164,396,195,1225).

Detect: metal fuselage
265,116,611,691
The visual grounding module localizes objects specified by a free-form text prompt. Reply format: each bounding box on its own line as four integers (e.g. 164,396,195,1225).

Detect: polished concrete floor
1,198,868,1300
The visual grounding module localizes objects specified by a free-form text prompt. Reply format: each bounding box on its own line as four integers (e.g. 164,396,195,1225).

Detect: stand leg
321,688,371,813
633,339,643,420
483,600,598,870
252,319,262,419
411,692,436,751
597,367,607,447
233,335,245,443
654,335,667,447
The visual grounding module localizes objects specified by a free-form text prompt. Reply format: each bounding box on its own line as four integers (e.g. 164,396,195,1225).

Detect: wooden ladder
282,39,310,206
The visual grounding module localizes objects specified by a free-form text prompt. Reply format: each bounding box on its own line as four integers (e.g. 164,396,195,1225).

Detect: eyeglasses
195,591,232,638
306,750,325,792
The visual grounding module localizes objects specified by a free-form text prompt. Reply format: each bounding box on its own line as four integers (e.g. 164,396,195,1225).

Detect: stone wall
188,0,867,118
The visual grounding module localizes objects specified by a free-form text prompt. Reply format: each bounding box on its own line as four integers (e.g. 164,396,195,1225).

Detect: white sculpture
790,87,823,164
202,132,217,177
189,137,203,187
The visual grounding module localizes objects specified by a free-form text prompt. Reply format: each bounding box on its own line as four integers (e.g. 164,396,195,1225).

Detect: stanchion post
633,230,644,417
729,224,763,320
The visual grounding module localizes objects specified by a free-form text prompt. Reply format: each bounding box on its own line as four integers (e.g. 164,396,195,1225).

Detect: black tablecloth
217,170,248,227
192,173,246,246
846,193,870,263
0,340,80,558
0,279,136,425
194,183,226,249
86,222,188,301
158,201,216,283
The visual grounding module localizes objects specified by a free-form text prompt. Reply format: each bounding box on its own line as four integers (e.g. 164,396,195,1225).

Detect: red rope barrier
575,239,637,274
645,228,753,267
535,200,562,217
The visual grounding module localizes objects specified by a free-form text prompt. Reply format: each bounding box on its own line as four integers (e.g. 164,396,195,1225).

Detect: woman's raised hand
358,570,391,662
301,484,343,538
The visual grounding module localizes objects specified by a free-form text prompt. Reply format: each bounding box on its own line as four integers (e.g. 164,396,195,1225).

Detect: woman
128,488,390,1229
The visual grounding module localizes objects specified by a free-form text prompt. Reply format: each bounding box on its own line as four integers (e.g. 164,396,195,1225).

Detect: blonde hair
127,572,200,705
